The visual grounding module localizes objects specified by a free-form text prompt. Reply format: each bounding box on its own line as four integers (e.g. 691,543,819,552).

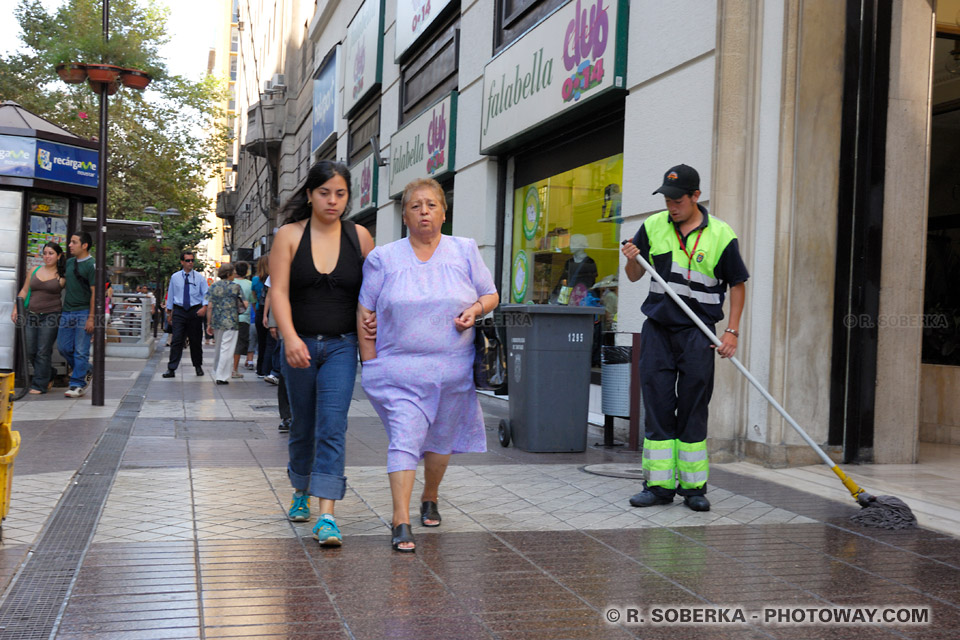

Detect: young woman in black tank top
270,161,374,547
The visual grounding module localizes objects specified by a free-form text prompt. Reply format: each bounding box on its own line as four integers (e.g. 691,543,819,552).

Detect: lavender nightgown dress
359,236,497,472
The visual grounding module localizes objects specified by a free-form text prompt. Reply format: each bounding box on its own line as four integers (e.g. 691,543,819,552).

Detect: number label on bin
567,332,585,343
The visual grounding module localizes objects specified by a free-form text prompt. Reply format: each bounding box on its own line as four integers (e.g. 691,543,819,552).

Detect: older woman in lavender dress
358,178,499,552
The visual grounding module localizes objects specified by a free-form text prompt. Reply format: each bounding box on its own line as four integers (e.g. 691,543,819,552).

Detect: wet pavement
0,346,958,639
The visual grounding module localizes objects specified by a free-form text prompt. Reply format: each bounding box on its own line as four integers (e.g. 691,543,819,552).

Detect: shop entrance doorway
919,33,960,454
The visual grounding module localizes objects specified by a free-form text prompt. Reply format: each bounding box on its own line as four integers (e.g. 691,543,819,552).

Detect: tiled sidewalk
2,346,960,639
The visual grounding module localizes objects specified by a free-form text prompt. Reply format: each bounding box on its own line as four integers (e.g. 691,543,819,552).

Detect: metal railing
108,293,154,344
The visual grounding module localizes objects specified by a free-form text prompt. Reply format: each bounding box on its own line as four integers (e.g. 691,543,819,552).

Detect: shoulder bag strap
23,265,42,310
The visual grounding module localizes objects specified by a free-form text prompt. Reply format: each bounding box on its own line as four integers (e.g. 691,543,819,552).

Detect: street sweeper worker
621,164,749,513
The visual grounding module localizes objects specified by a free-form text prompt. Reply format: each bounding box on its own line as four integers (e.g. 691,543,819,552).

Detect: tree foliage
0,0,227,279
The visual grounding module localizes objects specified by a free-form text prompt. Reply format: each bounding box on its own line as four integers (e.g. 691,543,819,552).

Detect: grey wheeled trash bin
498,304,601,452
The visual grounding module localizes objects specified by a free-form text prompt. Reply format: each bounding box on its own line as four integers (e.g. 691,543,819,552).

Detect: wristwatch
724,328,739,337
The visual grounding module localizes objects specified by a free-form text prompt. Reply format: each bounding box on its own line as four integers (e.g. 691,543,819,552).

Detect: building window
231,26,239,52
230,57,237,81
400,14,459,125
348,99,380,165
231,0,239,23
495,0,565,52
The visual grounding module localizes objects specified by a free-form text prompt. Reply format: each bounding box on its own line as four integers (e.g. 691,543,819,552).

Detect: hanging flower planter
85,63,122,84
55,63,87,84
119,69,152,91
88,80,119,96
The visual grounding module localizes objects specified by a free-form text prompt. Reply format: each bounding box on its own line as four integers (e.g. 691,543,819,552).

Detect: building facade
219,0,958,468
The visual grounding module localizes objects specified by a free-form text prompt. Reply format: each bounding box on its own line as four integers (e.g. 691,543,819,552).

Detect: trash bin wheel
498,419,511,448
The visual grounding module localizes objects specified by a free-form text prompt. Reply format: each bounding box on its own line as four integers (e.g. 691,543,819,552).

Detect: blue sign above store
312,47,339,153
0,134,98,187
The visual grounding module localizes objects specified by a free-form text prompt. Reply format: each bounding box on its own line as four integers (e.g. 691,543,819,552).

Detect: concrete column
873,0,934,463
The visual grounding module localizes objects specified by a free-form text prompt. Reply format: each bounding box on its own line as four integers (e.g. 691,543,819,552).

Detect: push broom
628,249,917,530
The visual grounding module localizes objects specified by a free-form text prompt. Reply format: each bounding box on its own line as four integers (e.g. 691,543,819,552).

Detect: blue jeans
25,311,60,392
282,333,358,500
58,309,92,388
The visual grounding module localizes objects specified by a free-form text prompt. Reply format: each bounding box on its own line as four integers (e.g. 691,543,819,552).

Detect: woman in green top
12,242,66,394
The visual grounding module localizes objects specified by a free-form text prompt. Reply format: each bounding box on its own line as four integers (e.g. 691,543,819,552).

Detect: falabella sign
480,0,628,154
349,151,378,215
0,134,98,187
389,92,457,198
395,0,454,61
343,0,385,118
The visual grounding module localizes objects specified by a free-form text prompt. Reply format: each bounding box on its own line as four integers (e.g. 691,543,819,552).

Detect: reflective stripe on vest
650,280,722,305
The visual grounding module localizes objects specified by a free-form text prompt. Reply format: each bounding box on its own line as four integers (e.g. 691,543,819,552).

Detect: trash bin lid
500,304,601,315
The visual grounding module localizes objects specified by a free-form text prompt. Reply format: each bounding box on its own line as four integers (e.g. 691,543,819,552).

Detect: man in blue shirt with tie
162,251,209,378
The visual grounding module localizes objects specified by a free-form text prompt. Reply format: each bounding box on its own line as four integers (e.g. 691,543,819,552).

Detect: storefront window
510,153,623,329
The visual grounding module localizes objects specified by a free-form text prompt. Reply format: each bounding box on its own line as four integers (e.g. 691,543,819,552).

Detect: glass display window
510,153,622,329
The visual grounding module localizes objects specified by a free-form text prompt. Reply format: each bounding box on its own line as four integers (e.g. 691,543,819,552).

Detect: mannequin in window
557,234,597,305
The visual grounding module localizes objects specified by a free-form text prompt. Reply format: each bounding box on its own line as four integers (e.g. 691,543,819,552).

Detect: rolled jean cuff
386,450,420,473
287,466,310,493
309,472,346,501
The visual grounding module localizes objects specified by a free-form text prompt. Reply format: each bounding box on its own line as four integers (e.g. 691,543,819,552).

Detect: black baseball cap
652,164,700,199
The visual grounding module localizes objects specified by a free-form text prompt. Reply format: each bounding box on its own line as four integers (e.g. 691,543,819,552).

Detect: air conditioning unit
270,73,286,91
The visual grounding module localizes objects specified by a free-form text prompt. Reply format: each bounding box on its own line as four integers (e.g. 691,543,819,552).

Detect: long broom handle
631,252,837,469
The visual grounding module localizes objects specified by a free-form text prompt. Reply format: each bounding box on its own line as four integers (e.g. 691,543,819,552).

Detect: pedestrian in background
620,164,749,512
262,280,292,433
252,256,271,377
59,232,96,398
231,261,256,379
358,178,498,552
12,241,66,394
162,251,208,378
206,263,247,385
270,160,374,547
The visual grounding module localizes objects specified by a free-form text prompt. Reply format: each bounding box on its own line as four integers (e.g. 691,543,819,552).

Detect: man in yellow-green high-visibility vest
621,164,749,512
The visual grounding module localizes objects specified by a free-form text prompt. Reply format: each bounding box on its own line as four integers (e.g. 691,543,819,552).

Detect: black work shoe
162,370,176,378
683,495,711,512
629,490,674,507
215,379,229,385
195,367,204,376
278,418,291,433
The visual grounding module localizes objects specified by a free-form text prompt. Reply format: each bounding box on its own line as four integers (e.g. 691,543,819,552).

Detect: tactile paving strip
0,351,162,639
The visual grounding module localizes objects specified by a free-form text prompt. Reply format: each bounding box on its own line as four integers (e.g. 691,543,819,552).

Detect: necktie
182,272,190,308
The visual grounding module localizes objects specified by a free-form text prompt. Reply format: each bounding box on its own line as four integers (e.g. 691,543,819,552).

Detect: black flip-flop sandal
420,501,441,527
391,523,416,552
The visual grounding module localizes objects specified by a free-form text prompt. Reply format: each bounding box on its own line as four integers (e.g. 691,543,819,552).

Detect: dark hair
256,255,269,279
234,261,249,277
71,231,93,249
280,161,352,225
42,241,66,278
180,250,195,261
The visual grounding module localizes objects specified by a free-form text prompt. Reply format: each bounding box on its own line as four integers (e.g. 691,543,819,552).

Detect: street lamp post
91,0,110,407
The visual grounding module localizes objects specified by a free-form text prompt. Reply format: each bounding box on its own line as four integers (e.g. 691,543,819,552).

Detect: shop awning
81,217,160,240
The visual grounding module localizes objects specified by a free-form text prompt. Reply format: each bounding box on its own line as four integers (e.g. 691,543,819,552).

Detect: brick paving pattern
0,348,958,639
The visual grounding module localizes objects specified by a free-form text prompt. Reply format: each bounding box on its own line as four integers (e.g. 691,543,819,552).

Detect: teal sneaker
313,514,342,547
288,491,310,521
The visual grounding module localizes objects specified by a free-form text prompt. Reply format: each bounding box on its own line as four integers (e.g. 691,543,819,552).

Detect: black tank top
289,219,362,335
